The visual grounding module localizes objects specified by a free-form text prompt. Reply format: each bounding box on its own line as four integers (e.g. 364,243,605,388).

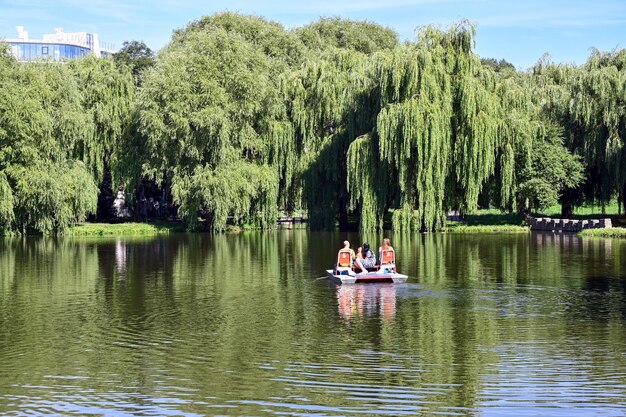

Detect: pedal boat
326,268,408,284
329,247,407,284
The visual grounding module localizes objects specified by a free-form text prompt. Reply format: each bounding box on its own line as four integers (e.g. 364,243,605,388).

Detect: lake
1,231,625,416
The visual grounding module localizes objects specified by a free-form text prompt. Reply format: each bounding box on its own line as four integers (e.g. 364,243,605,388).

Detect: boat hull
326,269,408,284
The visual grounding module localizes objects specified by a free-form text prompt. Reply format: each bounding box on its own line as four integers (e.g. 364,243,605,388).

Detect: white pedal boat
326,269,408,285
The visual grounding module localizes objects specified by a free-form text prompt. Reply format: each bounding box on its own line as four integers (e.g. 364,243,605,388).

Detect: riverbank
578,228,626,239
444,211,529,233
68,221,186,236
445,224,529,233
48,209,626,237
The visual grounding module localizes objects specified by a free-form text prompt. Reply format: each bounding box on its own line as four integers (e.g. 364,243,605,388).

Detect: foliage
517,123,585,210
178,12,306,68
139,13,289,231
364,23,535,231
462,211,526,226
481,57,516,73
0,58,99,234
113,40,156,81
283,47,374,228
531,51,626,210
0,172,14,228
172,163,278,231
295,17,398,54
8,162,97,234
0,13,624,234
539,201,621,217
346,134,387,230
68,57,135,184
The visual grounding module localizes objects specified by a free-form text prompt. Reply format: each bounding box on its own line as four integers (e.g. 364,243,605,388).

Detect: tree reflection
1,232,626,416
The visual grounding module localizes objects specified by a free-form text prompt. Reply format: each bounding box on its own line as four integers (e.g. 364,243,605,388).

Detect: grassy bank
445,223,529,233
68,221,187,236
444,210,528,233
578,228,626,239
539,201,620,217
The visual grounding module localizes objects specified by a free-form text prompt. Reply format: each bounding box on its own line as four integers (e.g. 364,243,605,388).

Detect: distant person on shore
355,242,376,274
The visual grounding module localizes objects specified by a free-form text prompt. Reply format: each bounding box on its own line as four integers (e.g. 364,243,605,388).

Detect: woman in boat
355,242,376,274
378,238,396,273
378,238,393,262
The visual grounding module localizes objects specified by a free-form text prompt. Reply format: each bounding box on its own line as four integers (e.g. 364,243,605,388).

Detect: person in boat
335,241,356,274
378,238,396,273
355,242,376,274
378,238,393,262
342,240,356,261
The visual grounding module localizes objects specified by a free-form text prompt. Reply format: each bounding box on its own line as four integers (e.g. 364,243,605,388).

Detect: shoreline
4,219,624,238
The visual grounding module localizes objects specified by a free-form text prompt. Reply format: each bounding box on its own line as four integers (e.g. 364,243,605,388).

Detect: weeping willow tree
341,24,503,230
343,22,550,231
0,54,98,234
66,57,135,220
372,36,455,231
489,73,539,210
570,50,626,211
295,17,399,54
0,172,14,230
68,57,135,185
138,13,301,230
282,47,380,229
530,51,626,214
346,133,389,230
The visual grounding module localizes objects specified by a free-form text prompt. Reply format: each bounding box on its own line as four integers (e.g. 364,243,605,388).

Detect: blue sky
1,0,625,69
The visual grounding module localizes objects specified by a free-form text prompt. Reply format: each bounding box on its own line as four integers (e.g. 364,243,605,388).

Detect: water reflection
336,283,397,321
115,239,127,277
0,232,625,416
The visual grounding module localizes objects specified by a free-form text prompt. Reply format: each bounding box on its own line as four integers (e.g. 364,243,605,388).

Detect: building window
42,46,48,55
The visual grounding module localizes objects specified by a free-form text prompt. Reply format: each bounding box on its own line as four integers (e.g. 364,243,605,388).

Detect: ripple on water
478,342,626,416
2,233,626,416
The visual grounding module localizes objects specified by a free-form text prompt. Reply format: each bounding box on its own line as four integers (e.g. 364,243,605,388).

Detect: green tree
0,58,98,234
68,57,135,184
113,40,156,82
295,17,398,54
481,57,516,73
138,14,295,230
347,23,534,230
531,51,626,214
517,124,585,211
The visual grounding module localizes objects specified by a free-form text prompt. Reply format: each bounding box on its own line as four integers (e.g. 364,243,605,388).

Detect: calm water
1,231,625,416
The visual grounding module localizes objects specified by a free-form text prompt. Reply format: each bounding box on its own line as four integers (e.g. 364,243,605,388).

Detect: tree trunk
561,188,574,218
96,162,114,221
516,195,529,216
134,184,145,222
561,201,573,218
